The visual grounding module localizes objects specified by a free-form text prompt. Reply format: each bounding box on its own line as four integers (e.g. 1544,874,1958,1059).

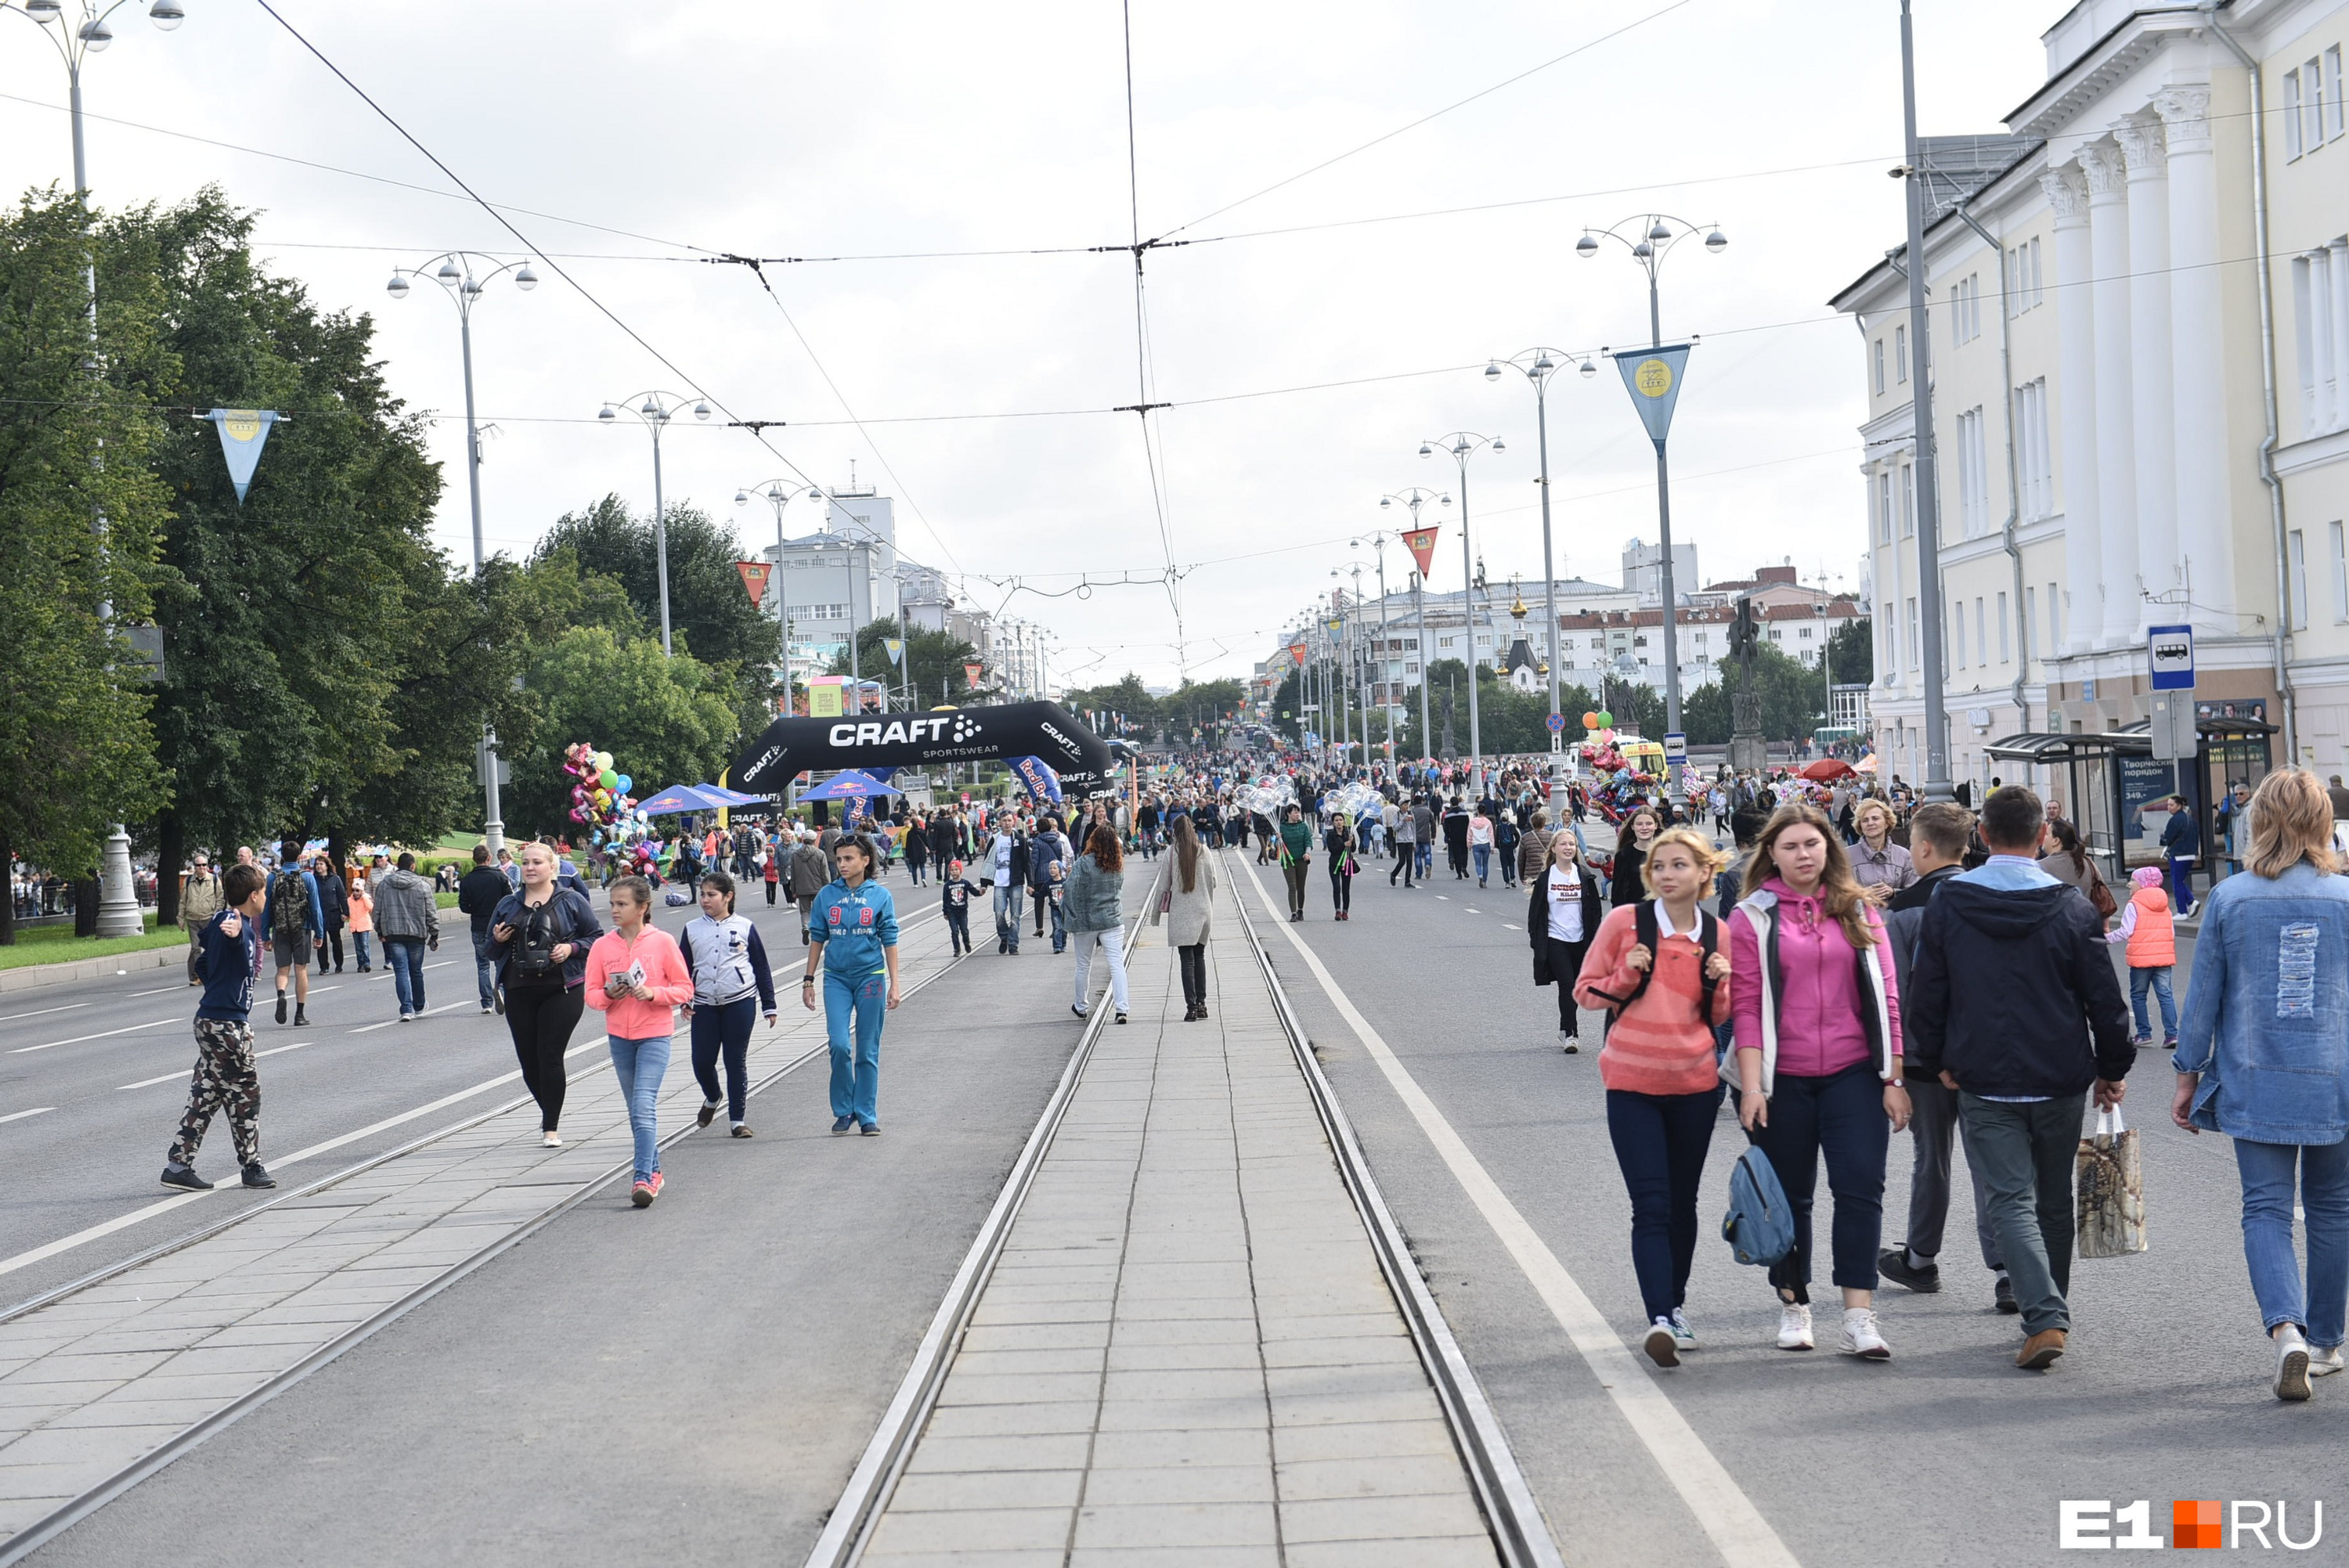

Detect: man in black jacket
1905,786,2132,1372
458,843,514,1015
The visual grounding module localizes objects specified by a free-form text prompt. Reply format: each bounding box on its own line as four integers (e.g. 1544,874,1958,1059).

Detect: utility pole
1900,0,1953,801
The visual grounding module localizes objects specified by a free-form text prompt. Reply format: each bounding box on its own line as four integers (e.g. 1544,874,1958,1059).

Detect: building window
1900,463,1917,538
2310,57,2329,156
1895,323,1909,384
2048,581,2062,652
1798,625,1813,639
1956,406,1989,537
2289,67,2307,160
2025,586,2037,661
1954,273,1982,344
1951,601,1965,668
1767,626,1784,642
1997,590,2011,663
2015,378,2052,519
2292,243,2349,435
1976,597,1987,667
2334,521,2348,622
2292,528,2311,630
1873,338,1885,395
2333,46,2347,140
2006,236,2043,315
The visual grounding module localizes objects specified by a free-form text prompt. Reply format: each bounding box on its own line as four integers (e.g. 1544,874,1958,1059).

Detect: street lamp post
1379,489,1449,768
597,391,712,657
1420,434,1506,795
1578,213,1729,804
1362,534,1397,765
8,0,189,937
733,480,801,713
1489,348,1600,816
1896,0,1953,802
389,251,540,856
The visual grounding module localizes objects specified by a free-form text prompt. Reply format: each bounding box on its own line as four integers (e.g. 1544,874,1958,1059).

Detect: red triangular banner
735,560,773,606
1287,642,1308,668
1402,527,1440,580
963,662,983,688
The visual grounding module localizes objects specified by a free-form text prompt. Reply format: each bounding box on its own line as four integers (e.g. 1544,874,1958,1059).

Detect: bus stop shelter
1986,712,2275,886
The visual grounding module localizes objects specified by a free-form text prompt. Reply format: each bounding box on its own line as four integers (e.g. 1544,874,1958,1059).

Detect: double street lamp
1418,433,1506,795
6,0,187,937
598,391,712,658
1488,349,1598,802
1577,214,1727,802
387,251,539,856
734,480,815,713
1377,488,1449,766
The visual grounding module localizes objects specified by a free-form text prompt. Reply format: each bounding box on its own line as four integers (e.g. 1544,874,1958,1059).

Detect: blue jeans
1960,1093,2085,1335
991,884,1023,950
607,1033,671,1181
1415,842,1433,877
1607,1085,1725,1323
2236,1137,2349,1347
1749,1062,1889,1302
825,969,887,1126
352,930,372,969
2129,965,2178,1040
471,928,499,1010
384,938,426,1016
1472,845,1492,881
1048,896,1067,952
691,995,757,1123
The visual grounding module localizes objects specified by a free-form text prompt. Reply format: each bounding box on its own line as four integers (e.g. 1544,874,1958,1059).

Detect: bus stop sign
2148,624,2195,691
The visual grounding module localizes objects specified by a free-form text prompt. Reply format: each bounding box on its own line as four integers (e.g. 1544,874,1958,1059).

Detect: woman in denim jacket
2173,767,2349,1401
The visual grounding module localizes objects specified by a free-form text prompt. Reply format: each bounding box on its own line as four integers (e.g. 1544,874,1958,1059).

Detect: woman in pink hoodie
584,874,695,1207
1730,804,1909,1360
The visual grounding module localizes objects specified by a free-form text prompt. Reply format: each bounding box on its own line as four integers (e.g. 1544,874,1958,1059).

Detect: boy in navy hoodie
164,863,276,1191
940,859,980,956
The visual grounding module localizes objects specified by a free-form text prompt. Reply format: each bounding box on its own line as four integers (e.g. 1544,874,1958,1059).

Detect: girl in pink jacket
584,874,695,1206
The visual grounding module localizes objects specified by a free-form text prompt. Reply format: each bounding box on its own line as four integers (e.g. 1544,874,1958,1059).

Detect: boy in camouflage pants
164,863,276,1191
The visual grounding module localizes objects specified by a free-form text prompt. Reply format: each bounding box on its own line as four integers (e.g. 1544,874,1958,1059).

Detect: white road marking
346,1000,474,1035
12,1018,177,1054
1236,854,1799,1568
116,1069,190,1091
128,984,193,997
1435,895,1450,900
0,1002,92,1023
0,1107,56,1125
1502,923,1521,931
1466,908,1481,914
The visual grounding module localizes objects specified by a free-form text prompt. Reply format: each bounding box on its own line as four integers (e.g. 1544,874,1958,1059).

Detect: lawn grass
0,914,186,971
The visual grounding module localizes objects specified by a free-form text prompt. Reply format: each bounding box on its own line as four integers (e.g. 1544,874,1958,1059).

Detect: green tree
1161,679,1247,744
0,192,171,943
534,493,773,670
1828,616,1872,686
830,616,980,707
1680,644,1829,746
1066,672,1159,739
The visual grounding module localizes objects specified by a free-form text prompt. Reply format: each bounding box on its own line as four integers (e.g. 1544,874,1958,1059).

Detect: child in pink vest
2106,865,2178,1047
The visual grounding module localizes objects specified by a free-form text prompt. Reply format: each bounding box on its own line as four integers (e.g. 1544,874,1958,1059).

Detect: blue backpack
1723,1144,1796,1267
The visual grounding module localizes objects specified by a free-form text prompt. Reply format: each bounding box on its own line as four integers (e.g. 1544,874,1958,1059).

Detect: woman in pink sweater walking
1576,827,1734,1368
1730,804,1909,1359
584,875,695,1207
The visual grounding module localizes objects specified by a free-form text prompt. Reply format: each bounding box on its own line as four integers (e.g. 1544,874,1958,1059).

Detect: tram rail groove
1228,852,1567,1568
806,867,1164,1568
0,925,969,1568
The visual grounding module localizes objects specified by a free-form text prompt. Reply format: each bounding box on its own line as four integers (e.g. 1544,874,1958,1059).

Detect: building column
2083,138,2140,646
2042,162,2102,655
2116,116,2178,633
2153,85,2236,633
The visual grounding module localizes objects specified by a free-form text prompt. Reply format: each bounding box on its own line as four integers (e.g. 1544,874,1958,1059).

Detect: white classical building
1834,0,2349,789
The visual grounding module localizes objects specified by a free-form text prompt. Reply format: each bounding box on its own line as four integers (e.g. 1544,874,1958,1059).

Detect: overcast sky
1,0,2059,688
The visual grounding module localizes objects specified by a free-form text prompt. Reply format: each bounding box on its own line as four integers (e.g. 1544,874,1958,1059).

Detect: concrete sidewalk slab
864,878,1499,1565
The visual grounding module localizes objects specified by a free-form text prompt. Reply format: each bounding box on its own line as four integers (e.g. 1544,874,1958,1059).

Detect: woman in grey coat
1066,825,1131,1024
1152,815,1218,1020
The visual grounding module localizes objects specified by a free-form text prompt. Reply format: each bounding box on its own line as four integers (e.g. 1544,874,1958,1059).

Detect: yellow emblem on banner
222,409,263,442
1633,359,1674,398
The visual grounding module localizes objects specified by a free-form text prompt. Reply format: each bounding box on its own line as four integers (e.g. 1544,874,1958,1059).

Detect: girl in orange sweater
584,875,696,1206
1576,827,1734,1368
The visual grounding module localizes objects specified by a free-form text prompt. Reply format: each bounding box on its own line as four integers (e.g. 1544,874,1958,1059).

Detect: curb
0,943,184,996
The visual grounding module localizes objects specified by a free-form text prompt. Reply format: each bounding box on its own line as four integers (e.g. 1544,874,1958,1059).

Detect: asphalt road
1236,837,2336,1568
20,867,1140,1568
0,878,941,1310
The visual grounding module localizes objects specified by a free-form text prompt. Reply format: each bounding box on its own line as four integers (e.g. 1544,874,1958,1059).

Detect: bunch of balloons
564,741,640,845
1579,709,1620,747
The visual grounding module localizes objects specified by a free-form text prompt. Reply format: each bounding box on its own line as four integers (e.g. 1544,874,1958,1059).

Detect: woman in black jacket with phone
1530,831,1605,1052
483,841,604,1146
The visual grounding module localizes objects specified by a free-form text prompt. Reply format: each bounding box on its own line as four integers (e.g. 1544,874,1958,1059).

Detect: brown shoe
2016,1328,2067,1370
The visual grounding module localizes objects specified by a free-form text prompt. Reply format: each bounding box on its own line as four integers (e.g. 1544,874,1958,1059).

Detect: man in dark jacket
2159,792,2201,917
458,843,514,1015
1905,785,2132,1372
788,829,831,944
1877,802,2007,1310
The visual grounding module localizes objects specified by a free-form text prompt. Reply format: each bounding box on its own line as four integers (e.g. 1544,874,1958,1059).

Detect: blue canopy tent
696,783,771,807
638,784,727,816
797,770,901,802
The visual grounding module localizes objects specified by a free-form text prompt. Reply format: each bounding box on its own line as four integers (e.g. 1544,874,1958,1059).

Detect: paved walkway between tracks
863,876,1500,1567
0,917,965,1554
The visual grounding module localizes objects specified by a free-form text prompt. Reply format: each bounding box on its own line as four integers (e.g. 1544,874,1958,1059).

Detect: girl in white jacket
680,872,778,1136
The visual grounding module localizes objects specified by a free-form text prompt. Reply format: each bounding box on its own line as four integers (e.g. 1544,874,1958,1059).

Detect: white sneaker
2311,1345,2345,1377
2276,1328,2313,1402
1642,1318,1680,1368
1777,1302,1814,1351
1840,1307,1893,1361
1671,1310,1698,1352
540,1130,561,1148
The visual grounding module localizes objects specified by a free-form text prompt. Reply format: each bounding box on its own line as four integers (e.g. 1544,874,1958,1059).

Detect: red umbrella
1799,758,1857,781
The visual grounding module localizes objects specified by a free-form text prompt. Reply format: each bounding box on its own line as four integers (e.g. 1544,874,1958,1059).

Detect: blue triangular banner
205,409,282,503
1608,345,1692,448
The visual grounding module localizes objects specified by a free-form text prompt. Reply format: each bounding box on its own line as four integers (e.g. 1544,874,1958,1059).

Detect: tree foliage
534,493,773,670
1828,616,1872,686
827,616,980,708
0,192,172,941
1681,643,1834,744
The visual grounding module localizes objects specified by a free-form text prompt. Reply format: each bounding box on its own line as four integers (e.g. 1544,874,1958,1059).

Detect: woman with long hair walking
2174,767,2349,1399
1730,803,1909,1359
1531,828,1605,1053
1151,814,1217,1020
1066,824,1131,1024
680,871,778,1139
485,842,604,1148
584,875,694,1205
1325,809,1358,921
1611,806,1662,908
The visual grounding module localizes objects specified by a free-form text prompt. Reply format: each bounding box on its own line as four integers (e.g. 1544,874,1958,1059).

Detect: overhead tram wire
1118,0,1185,672
246,1,946,575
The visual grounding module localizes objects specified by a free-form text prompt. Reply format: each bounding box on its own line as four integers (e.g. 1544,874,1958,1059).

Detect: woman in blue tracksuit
680,871,778,1139
802,834,901,1136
